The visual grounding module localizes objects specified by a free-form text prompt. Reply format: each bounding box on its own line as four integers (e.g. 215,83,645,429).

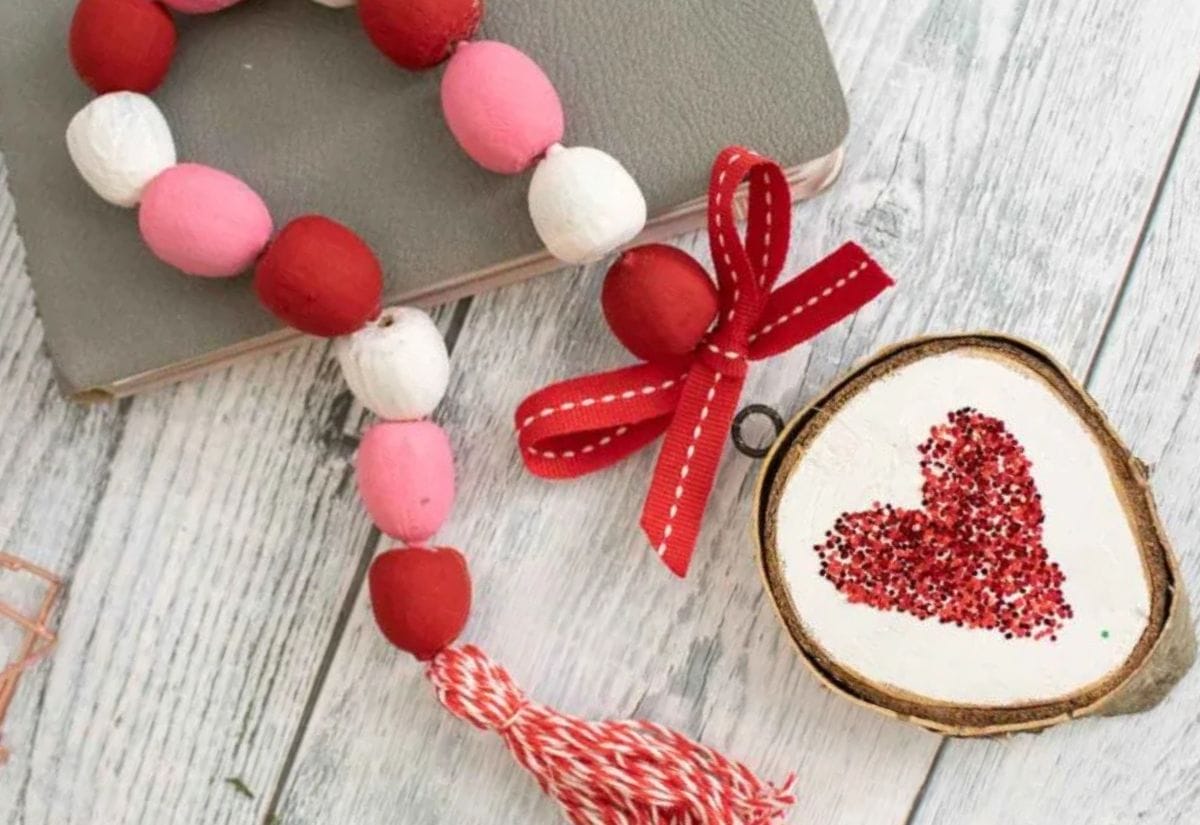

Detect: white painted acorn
528,144,647,265
66,92,176,208
334,307,450,421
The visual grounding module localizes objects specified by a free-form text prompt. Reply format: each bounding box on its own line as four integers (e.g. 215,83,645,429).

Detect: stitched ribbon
516,146,894,577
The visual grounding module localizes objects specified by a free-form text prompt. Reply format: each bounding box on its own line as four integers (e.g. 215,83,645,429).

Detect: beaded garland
62,2,798,822
66,0,647,270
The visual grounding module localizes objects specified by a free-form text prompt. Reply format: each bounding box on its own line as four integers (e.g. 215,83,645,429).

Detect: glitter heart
814,408,1073,640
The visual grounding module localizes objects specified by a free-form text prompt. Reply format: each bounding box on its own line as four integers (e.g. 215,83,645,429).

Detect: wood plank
910,83,1200,825
273,2,1200,823
0,148,387,823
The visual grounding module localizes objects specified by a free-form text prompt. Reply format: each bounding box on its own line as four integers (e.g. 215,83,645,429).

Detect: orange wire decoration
0,552,61,765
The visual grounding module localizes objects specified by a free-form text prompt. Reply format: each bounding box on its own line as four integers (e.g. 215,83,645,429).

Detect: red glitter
815,408,1073,640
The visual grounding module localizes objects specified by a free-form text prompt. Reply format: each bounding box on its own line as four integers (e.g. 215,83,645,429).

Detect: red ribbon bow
516,147,894,577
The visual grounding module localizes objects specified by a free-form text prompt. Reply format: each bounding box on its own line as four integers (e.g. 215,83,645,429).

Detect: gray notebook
0,0,847,399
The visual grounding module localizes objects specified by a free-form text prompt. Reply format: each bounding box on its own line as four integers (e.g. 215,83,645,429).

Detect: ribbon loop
708,148,794,322
516,360,687,479
516,146,895,576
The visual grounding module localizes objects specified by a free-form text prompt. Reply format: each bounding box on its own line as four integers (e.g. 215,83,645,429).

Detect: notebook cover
0,0,848,399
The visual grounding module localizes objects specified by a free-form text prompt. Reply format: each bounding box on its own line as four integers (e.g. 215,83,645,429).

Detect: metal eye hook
731,404,784,458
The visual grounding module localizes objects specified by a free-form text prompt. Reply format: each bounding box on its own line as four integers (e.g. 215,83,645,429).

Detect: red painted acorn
601,244,719,362
368,546,472,660
358,0,484,71
253,215,383,337
69,0,177,94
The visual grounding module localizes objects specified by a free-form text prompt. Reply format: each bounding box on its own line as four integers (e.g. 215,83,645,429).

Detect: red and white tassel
427,645,796,825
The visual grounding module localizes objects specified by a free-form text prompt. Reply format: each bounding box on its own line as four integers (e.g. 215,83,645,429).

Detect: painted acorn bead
358,0,483,70
356,420,455,542
69,0,177,94
138,164,273,278
528,145,647,265
254,215,383,337
602,244,718,361
369,546,471,660
441,41,564,174
334,308,449,420
67,92,176,208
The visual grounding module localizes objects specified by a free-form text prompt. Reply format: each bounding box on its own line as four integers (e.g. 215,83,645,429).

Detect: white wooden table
3,2,1199,822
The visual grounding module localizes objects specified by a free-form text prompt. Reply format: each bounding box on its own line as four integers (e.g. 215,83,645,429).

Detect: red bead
253,215,383,337
369,546,472,660
601,244,719,362
358,0,484,71
69,0,176,94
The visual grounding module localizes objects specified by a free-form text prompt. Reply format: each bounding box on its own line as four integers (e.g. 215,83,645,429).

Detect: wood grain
1,0,1199,823
0,159,128,793
272,1,1200,823
911,78,1200,825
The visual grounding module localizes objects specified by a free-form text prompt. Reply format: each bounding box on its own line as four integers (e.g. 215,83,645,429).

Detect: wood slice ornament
755,334,1195,735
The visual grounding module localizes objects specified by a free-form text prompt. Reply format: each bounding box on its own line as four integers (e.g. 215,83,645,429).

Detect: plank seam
1084,64,1200,387
902,739,948,825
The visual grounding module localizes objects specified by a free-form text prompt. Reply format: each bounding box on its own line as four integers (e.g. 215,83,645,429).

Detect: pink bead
441,41,564,174
138,164,273,278
161,0,245,12
357,421,455,543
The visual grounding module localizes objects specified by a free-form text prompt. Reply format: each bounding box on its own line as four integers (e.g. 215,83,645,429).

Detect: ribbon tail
749,242,894,360
516,360,687,479
640,363,747,577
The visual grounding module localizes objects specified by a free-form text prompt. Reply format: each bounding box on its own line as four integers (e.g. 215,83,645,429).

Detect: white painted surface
1,0,1199,823
775,350,1148,705
528,145,647,264
334,307,450,422
65,92,175,208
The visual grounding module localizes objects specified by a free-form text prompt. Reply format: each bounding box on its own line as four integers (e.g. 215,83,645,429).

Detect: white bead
310,0,355,6
334,308,450,421
528,145,647,265
66,92,177,208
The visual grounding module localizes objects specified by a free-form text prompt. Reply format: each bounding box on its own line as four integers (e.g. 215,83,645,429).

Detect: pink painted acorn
138,163,272,277
356,420,455,542
441,41,564,174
